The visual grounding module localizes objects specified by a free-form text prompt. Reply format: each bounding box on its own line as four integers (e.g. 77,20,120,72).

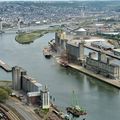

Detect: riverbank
15,29,61,44
68,63,120,89
0,80,12,87
55,57,120,89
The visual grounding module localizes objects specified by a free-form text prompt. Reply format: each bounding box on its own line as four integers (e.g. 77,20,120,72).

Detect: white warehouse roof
76,28,86,32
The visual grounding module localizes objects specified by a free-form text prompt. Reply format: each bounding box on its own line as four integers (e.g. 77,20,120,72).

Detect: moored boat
66,106,87,117
43,47,52,59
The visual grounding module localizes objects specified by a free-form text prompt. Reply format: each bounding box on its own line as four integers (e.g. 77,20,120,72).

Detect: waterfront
0,31,120,120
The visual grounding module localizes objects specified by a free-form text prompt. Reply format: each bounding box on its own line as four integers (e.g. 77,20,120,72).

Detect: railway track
0,103,21,120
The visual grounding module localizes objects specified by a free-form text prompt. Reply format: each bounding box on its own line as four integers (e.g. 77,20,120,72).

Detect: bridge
0,60,12,72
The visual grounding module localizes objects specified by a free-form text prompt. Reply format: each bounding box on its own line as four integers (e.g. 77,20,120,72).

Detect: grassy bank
0,80,12,87
15,29,61,44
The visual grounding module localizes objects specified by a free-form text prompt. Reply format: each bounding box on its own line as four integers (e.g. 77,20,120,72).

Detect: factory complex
54,28,120,81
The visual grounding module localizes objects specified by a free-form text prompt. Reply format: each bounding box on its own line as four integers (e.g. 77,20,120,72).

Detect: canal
0,31,120,120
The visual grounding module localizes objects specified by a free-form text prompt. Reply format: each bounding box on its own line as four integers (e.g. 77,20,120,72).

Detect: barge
43,47,52,59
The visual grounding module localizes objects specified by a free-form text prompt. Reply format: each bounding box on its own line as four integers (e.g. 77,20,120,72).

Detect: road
6,97,41,120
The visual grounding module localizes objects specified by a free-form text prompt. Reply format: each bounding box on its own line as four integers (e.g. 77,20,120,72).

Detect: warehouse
86,52,120,79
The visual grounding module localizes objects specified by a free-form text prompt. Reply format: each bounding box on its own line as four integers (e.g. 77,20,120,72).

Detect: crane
66,91,87,120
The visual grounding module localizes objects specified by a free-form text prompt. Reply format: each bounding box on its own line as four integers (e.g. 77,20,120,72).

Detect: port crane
66,91,87,120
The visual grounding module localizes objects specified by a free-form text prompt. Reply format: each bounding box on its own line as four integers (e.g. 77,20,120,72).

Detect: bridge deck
0,60,12,72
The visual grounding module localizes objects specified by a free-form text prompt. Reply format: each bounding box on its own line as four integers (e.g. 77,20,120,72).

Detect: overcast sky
0,0,116,1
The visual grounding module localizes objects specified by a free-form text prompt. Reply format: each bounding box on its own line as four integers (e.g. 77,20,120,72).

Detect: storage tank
76,28,86,37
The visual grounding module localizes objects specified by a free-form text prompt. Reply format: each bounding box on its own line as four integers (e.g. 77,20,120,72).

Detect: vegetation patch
15,29,61,44
0,86,12,103
34,108,49,118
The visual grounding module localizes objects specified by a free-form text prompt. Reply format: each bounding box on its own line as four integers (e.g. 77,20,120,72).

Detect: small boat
43,47,52,59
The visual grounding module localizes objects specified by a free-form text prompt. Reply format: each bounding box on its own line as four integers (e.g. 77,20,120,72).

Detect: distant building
100,32,119,36
86,51,120,79
75,28,87,37
40,86,50,109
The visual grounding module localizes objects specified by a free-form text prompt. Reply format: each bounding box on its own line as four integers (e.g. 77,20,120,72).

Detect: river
0,31,120,120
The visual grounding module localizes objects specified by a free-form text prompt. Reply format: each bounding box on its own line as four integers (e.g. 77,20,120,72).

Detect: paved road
6,97,41,120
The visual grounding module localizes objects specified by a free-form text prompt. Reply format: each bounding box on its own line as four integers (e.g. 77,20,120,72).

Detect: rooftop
27,91,40,97
67,40,84,47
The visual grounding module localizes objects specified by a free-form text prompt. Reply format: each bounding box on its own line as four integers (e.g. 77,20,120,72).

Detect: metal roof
27,92,40,97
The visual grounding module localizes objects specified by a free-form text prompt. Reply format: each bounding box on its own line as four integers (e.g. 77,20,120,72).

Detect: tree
0,88,8,103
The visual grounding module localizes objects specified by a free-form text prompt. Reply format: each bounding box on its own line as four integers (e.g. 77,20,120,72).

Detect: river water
0,31,120,120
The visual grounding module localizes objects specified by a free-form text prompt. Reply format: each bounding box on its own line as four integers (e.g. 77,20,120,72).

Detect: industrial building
66,40,85,64
86,51,120,79
55,32,68,49
12,66,27,90
12,66,50,109
27,87,50,109
27,92,41,105
21,75,42,93
75,28,87,37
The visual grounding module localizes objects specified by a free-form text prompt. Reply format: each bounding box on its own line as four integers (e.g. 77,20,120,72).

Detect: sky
0,0,87,1
0,0,117,1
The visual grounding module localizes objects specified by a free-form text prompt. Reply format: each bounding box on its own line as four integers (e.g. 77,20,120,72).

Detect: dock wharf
84,45,120,60
0,60,12,72
68,63,120,89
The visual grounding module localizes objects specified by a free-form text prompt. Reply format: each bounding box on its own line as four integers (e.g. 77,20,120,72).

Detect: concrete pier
0,59,12,72
68,63,120,89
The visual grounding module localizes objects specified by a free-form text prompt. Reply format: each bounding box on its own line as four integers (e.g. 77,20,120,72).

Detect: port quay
1,26,120,120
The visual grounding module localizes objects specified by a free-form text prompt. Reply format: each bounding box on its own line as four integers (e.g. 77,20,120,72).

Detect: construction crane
66,91,87,120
